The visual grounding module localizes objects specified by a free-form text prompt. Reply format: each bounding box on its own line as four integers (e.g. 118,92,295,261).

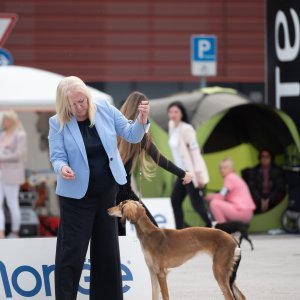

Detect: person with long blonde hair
48,76,150,300
117,91,193,235
0,110,27,239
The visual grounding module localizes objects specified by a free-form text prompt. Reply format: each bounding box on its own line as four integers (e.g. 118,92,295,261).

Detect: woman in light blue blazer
48,76,150,300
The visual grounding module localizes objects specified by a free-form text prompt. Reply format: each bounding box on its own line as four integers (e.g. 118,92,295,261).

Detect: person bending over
48,76,150,300
205,158,256,224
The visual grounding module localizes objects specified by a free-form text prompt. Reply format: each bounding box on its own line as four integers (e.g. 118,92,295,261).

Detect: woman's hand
61,165,75,180
261,198,270,212
182,171,193,185
193,171,205,188
138,100,150,124
197,181,205,189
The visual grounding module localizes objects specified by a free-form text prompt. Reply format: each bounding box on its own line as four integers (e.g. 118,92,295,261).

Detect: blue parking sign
191,35,217,76
193,36,216,61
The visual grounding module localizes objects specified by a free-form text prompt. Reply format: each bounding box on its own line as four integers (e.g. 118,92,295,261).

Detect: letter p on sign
198,39,211,58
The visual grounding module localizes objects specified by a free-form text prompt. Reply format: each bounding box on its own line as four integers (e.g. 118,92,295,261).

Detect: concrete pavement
166,234,300,300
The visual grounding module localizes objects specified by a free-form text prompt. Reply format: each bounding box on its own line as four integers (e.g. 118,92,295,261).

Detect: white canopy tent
0,66,115,216
0,65,113,111
0,65,114,173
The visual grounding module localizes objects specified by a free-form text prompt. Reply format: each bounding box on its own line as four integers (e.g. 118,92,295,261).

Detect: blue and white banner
0,237,151,299
0,197,175,299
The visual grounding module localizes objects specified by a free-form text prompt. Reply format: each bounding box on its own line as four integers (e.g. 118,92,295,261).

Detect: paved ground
166,233,300,300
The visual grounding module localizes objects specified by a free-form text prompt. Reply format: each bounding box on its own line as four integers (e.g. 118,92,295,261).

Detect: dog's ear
122,201,138,223
119,200,130,225
120,215,126,226
120,200,128,206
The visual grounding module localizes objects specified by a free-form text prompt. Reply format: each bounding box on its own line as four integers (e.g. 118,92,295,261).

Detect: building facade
1,0,264,105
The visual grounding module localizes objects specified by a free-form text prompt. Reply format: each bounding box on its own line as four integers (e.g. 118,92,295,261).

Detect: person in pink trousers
205,158,256,223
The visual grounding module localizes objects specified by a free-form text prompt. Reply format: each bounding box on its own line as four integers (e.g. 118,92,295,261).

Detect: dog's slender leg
239,234,254,251
238,235,243,247
157,270,169,300
212,252,236,300
232,282,246,300
212,265,235,299
149,268,160,300
245,237,254,251
239,226,254,251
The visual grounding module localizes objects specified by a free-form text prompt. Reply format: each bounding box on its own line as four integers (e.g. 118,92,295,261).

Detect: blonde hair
2,110,24,132
118,91,158,180
219,157,234,171
2,110,27,160
56,76,96,129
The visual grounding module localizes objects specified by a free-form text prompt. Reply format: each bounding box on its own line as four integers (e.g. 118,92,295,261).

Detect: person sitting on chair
246,149,286,214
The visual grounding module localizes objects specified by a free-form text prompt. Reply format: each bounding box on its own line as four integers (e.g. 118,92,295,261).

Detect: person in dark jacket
247,149,286,214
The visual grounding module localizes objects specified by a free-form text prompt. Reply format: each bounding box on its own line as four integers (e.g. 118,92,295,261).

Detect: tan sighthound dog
108,200,246,300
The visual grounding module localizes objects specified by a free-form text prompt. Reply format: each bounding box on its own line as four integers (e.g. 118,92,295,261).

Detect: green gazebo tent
137,89,300,233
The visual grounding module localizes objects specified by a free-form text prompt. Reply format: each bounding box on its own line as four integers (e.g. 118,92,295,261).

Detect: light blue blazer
48,99,149,199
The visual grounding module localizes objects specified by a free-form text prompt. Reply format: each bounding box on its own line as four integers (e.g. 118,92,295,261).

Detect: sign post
0,14,18,47
0,14,18,66
191,35,217,88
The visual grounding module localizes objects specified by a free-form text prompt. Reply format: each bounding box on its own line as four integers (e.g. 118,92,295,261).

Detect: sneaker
6,232,19,239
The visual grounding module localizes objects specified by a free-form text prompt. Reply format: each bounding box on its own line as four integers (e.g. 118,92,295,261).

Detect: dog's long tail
229,246,241,294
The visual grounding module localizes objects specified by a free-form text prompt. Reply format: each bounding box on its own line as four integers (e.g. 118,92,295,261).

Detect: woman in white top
0,110,27,238
167,101,212,228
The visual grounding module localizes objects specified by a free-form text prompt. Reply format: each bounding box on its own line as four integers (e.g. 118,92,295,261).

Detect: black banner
266,0,300,129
